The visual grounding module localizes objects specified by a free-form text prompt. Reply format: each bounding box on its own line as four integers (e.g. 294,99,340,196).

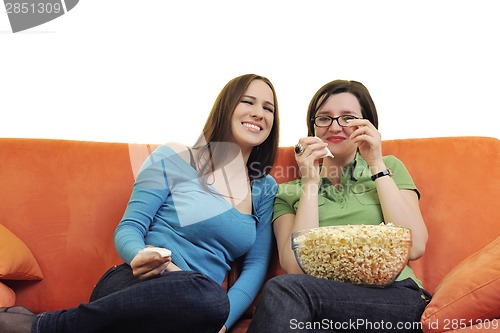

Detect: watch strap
371,168,393,181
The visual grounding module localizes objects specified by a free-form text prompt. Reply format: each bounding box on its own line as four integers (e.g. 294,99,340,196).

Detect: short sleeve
272,180,302,221
383,155,420,199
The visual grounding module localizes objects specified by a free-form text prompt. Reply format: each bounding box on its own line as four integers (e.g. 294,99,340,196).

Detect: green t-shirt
273,153,423,287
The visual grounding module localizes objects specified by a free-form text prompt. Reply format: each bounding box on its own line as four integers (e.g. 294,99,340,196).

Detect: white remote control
140,247,172,257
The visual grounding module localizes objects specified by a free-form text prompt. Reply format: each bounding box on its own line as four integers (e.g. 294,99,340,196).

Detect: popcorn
292,223,411,286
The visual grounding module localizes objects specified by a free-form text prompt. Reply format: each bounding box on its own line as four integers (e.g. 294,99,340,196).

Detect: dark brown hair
193,74,280,180
306,80,378,136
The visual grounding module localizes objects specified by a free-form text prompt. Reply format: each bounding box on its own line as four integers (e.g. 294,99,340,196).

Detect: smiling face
314,92,363,159
231,79,275,155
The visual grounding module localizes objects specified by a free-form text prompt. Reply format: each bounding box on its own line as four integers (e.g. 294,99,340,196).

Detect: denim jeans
247,275,431,333
32,264,229,333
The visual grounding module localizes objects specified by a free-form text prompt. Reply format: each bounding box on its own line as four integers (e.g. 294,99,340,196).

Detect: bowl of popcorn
292,223,412,287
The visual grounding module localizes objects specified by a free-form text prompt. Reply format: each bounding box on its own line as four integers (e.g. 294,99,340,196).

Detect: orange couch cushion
0,282,16,307
421,237,500,333
0,224,43,280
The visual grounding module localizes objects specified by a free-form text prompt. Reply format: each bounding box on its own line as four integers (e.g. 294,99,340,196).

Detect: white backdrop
1,0,498,146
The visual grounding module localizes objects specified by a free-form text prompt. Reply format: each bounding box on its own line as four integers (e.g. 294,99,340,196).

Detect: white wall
1,0,498,146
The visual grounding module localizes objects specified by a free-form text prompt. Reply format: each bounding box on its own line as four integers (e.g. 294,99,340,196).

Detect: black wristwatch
371,168,393,181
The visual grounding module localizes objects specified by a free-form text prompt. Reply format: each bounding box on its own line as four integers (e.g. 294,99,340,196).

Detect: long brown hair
193,74,280,180
306,80,378,136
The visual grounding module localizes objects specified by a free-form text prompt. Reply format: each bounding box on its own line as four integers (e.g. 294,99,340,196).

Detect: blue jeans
247,275,431,333
32,264,229,333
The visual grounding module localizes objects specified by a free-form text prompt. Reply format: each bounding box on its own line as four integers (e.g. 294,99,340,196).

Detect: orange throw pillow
421,237,500,333
0,281,16,307
0,224,43,280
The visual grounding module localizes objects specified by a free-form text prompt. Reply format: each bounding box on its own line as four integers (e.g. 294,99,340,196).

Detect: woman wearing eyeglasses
0,74,279,333
248,80,430,332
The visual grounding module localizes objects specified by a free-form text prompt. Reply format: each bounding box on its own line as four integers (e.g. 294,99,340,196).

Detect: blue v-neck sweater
114,145,277,329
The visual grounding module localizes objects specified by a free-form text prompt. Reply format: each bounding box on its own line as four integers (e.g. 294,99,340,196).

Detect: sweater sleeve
224,175,278,329
114,146,172,264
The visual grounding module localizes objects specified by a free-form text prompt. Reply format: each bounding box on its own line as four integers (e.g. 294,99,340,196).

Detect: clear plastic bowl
292,224,412,287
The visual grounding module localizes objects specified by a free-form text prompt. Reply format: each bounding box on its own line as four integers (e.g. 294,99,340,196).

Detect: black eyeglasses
312,115,360,128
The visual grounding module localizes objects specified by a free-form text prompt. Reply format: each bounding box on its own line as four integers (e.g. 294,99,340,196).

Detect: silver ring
294,143,305,156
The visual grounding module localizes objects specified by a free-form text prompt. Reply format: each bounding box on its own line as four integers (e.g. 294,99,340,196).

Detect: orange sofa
1,137,499,332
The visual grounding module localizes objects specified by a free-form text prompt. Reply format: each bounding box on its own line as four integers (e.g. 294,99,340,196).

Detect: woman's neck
212,147,252,214
239,146,252,166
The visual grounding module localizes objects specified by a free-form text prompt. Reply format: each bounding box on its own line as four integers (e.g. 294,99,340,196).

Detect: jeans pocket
397,278,432,306
420,288,432,304
89,265,120,301
89,263,138,302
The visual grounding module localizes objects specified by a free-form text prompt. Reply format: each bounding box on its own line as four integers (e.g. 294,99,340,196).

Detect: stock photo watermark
289,318,499,331
3,0,78,33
